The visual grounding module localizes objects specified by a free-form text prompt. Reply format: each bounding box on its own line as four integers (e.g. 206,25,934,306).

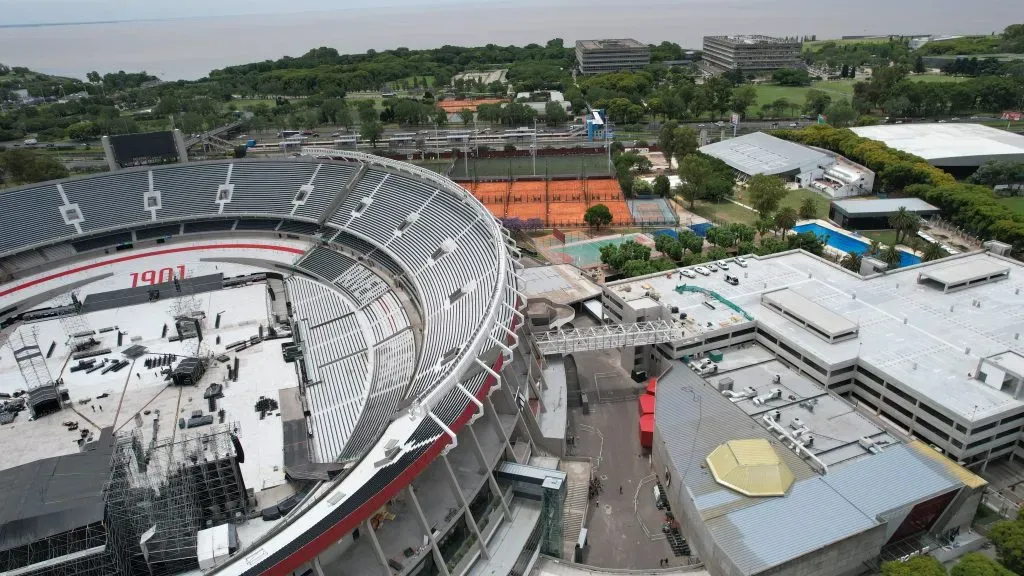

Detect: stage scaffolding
105,423,249,576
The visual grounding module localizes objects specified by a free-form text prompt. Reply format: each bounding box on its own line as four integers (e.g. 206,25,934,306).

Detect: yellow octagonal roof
706,439,794,497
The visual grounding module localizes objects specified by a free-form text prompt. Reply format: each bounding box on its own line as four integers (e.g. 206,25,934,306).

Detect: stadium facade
0,152,567,576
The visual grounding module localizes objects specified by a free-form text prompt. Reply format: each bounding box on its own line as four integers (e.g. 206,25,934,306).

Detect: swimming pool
550,233,651,267
793,223,922,267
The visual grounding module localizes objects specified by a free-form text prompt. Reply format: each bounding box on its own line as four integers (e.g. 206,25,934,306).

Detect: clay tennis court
465,178,631,227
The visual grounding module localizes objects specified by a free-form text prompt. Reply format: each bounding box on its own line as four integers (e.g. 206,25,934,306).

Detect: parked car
694,266,711,276
788,122,799,128
724,275,739,286
680,268,697,279
734,256,748,268
706,262,719,272
717,260,730,270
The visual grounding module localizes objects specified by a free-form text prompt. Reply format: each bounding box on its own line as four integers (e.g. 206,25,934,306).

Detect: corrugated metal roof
821,443,961,520
706,440,794,497
706,477,878,575
698,132,829,176
655,368,815,519
907,440,987,489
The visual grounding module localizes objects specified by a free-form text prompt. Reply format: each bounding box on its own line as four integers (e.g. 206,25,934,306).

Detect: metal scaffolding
106,423,249,576
9,327,54,390
532,320,687,355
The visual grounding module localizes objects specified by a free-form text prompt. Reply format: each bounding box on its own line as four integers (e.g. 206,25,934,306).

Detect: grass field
860,230,899,246
460,154,612,179
803,37,895,51
907,74,968,84
999,197,1024,216
751,80,857,115
734,187,830,220
683,198,758,226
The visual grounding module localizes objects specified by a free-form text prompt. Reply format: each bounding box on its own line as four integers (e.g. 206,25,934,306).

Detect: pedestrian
619,485,623,495
595,499,599,507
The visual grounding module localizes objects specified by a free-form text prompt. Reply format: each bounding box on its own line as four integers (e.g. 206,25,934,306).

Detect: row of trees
852,66,1024,117
881,553,1013,576
776,126,1024,248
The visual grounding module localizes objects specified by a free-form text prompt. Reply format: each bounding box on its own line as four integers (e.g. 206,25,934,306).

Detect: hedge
775,126,1024,249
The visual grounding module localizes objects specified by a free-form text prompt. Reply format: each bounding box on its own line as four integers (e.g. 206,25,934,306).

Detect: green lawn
860,230,899,246
751,80,856,115
907,74,968,84
734,187,830,220
803,37,895,51
684,198,758,226
999,197,1024,216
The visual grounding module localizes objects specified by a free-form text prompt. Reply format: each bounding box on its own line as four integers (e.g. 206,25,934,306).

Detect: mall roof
610,250,1024,422
831,198,939,217
698,132,830,176
656,369,980,575
850,123,1024,167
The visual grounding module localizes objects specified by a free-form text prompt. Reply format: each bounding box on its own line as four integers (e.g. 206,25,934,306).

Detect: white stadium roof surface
698,132,830,176
850,123,1024,167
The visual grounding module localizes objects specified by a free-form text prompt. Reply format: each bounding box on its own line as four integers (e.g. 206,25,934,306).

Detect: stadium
0,149,547,576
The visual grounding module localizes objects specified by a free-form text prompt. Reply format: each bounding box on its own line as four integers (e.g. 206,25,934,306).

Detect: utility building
575,39,651,74
702,35,802,74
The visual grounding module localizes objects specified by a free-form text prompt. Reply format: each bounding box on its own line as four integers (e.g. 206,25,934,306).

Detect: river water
0,0,1019,81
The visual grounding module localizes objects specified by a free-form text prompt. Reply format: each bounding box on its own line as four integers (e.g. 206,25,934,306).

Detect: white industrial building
851,123,1024,168
699,132,875,197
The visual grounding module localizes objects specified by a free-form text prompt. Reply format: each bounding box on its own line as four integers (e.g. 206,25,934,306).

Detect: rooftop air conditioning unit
789,417,804,430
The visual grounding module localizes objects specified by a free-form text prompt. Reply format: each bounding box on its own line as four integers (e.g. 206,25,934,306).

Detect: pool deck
542,233,655,269
796,219,922,261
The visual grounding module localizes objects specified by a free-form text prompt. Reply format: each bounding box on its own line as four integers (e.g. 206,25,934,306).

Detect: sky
0,0,491,25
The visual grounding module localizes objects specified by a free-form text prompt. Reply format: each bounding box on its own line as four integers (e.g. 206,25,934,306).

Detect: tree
544,101,569,125
632,179,654,197
840,64,850,78
585,204,613,230
880,244,903,268
840,252,863,272
824,99,858,128
360,120,384,148
658,121,678,169
880,555,946,576
653,174,671,198
774,207,798,235
747,174,789,216
66,121,99,141
989,516,1024,574
798,196,819,219
888,206,920,244
804,89,832,116
772,68,811,86
458,108,474,127
730,85,758,116
952,552,1015,576
677,153,714,209
0,149,69,184
671,126,698,166
755,216,774,237
233,145,247,158
771,97,793,118
678,230,705,255
922,242,945,262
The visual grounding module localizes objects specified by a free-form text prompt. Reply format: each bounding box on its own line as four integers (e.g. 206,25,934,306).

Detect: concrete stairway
559,460,591,559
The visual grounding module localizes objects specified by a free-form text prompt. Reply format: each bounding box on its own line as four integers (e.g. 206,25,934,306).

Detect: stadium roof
698,132,830,176
850,123,1024,167
706,439,794,497
831,198,939,217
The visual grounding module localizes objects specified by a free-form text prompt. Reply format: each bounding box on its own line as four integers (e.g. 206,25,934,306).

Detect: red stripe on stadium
0,244,306,298
262,310,520,576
